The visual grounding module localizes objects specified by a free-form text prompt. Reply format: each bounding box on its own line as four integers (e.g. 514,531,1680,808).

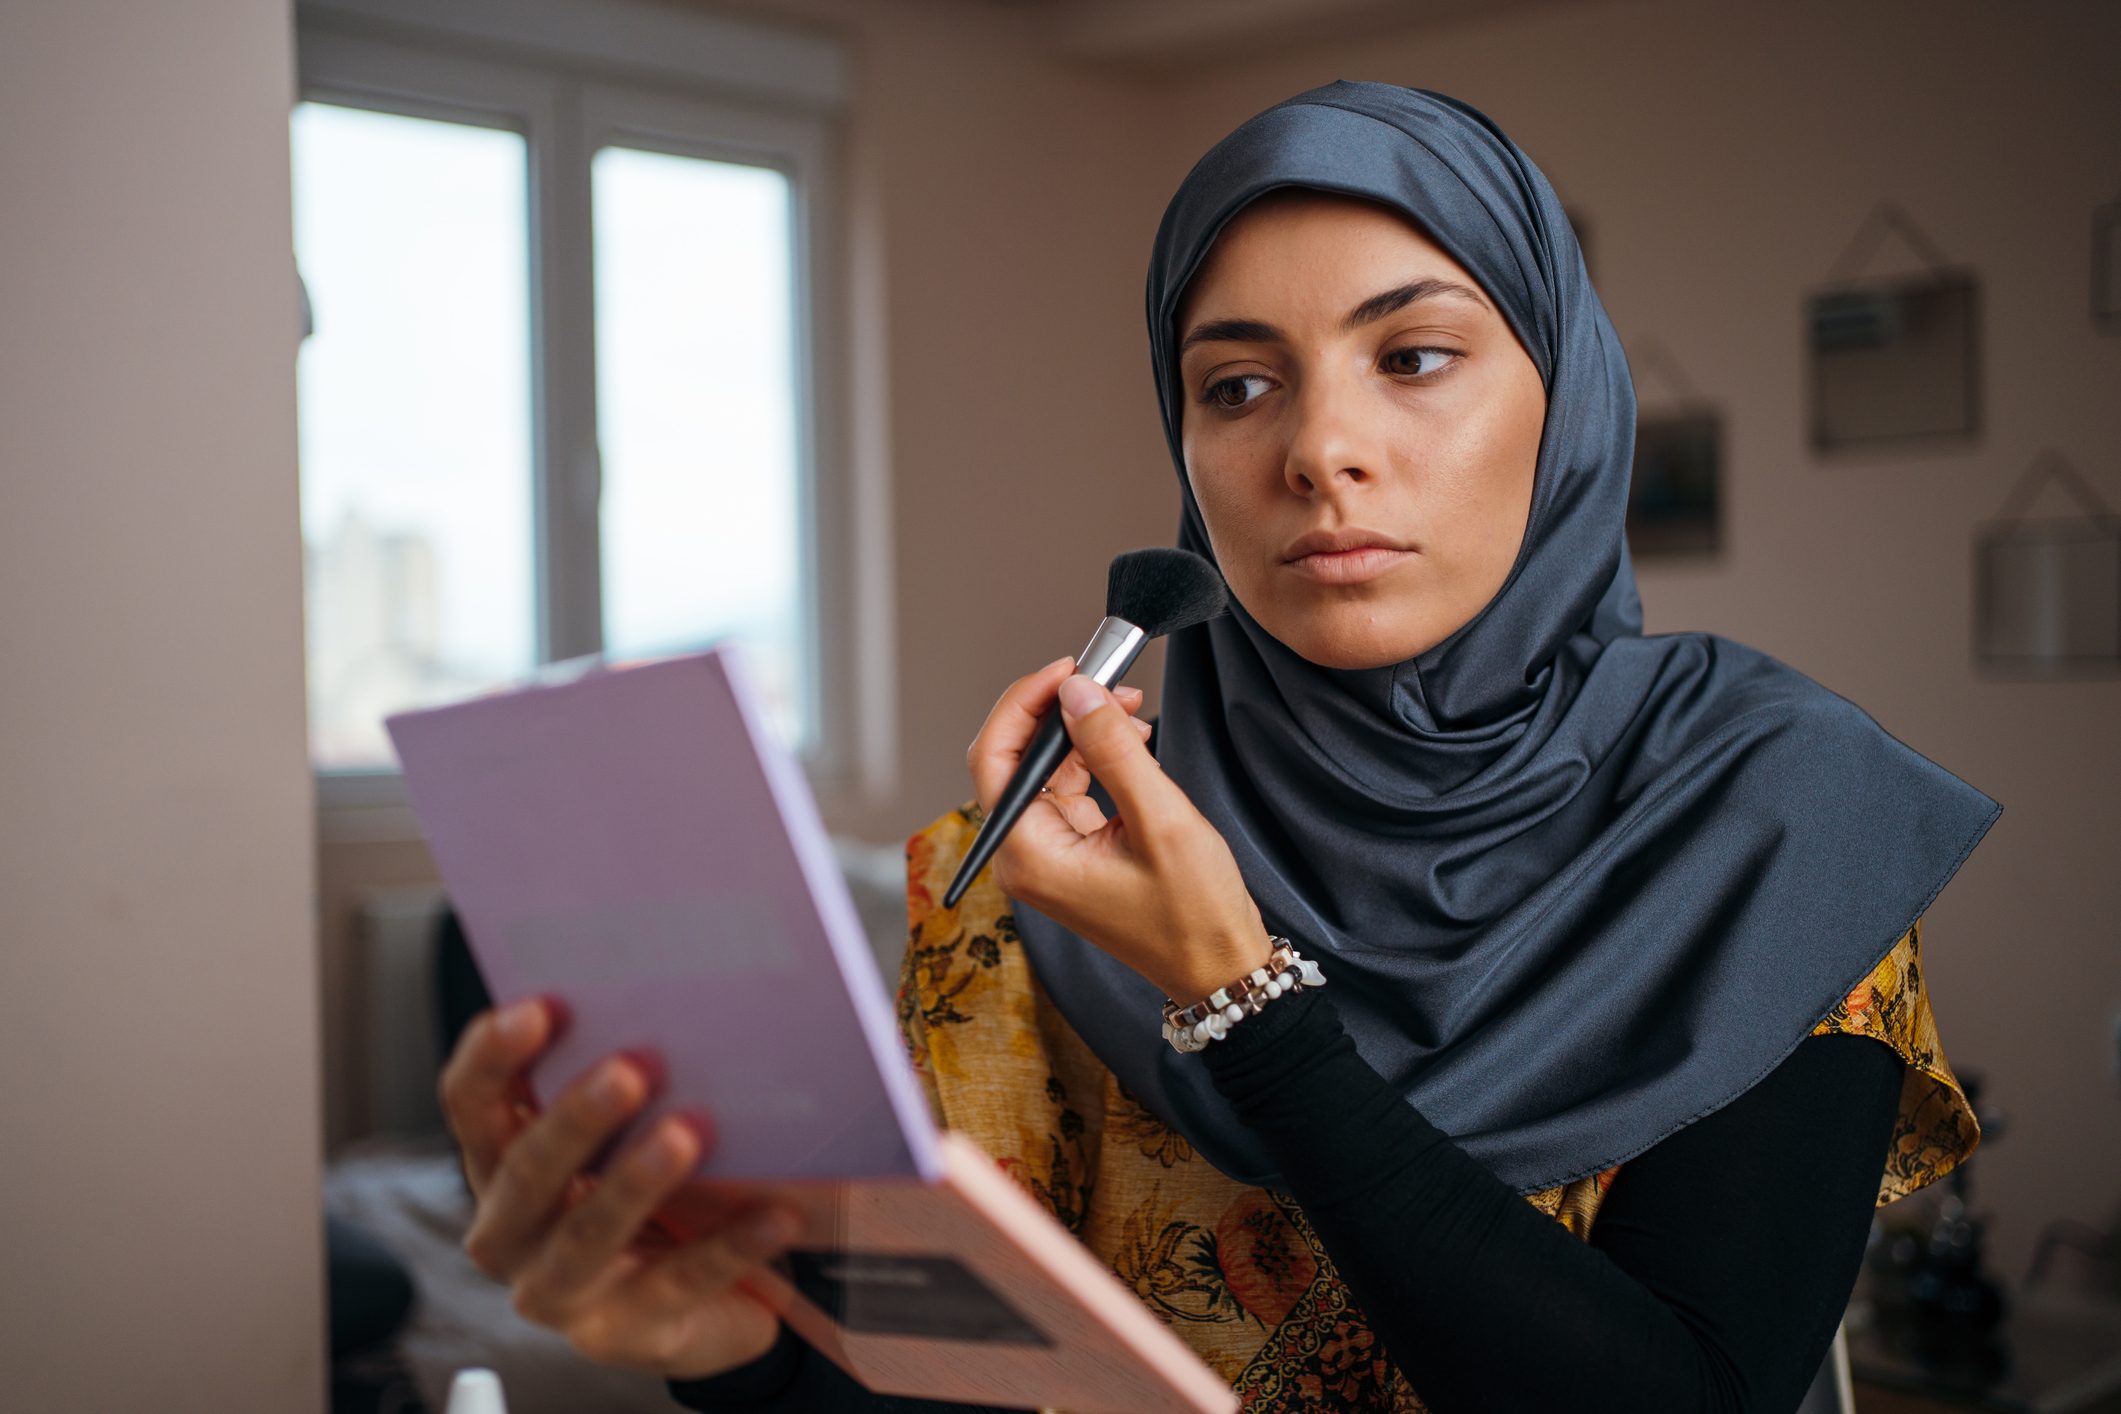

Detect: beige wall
0,0,325,1408
314,0,2119,1290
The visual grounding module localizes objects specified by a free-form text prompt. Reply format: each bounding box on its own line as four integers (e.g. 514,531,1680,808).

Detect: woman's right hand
438,996,804,1380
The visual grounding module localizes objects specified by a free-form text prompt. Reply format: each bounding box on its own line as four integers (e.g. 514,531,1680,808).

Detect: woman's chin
1271,614,1445,671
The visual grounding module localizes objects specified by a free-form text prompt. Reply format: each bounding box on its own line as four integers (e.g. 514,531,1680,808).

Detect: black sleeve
665,1315,1030,1412
1198,986,1905,1414
670,991,1901,1413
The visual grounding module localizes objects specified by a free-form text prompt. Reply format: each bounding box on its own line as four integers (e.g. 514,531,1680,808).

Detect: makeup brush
943,548,1228,909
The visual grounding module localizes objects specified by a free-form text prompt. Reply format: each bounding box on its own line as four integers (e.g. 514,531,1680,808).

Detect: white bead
1223,1002,1244,1024
1264,979,1283,999
1250,968,1269,986
1206,1014,1229,1039
1192,1020,1214,1044
1277,969,1298,990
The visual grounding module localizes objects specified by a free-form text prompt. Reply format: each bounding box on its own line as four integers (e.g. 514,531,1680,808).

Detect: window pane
593,146,807,749
291,101,535,771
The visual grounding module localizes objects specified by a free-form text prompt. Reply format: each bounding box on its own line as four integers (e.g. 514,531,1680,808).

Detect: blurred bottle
445,1367,509,1414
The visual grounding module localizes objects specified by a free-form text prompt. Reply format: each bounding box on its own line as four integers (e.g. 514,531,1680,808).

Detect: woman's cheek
1185,464,1247,557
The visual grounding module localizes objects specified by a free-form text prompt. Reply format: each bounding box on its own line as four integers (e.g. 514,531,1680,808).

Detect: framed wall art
2094,192,2121,333
1625,340,1722,558
1973,451,2120,676
1806,203,1981,453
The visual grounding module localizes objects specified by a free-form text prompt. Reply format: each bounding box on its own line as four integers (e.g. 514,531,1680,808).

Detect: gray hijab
1014,80,2001,1193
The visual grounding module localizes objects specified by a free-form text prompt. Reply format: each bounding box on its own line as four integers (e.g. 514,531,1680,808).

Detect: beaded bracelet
1160,936,1327,1054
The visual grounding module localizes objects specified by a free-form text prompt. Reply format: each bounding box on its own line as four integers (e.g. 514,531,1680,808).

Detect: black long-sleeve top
669,988,1902,1413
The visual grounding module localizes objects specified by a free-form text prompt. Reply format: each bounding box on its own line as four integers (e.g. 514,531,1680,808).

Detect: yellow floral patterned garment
894,803,1980,1412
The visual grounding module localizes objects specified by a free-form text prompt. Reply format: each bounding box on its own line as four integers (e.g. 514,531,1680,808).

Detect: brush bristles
1105,547,1229,638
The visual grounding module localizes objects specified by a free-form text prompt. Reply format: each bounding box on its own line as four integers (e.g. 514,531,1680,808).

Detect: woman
440,82,1999,1412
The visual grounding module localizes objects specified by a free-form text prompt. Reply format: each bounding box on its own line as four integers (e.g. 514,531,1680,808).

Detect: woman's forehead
1176,190,1487,335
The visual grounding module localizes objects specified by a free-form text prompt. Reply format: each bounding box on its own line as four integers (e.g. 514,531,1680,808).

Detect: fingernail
620,1046,667,1096
743,1210,799,1251
496,999,542,1045
672,1108,716,1158
542,995,574,1041
647,1117,698,1174
1133,717,1153,737
1058,674,1102,719
591,1058,640,1110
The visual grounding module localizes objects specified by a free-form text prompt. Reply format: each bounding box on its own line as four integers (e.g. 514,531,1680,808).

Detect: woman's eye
1384,346,1459,379
1203,373,1272,410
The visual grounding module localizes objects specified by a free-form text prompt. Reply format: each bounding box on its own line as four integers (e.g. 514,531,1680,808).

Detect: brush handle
943,617,1147,908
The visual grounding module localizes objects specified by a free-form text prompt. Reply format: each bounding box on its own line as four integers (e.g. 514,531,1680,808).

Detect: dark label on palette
785,1249,1054,1346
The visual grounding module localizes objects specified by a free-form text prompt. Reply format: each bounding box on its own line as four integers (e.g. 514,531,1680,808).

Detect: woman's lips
1283,545,1413,585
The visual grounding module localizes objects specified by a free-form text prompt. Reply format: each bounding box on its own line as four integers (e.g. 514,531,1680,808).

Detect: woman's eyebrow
1180,277,1491,354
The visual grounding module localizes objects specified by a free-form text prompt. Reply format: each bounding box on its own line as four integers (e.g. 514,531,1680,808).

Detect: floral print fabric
895,804,1978,1411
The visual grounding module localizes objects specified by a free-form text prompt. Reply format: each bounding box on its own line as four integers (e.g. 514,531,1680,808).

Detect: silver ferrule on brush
1076,615,1148,689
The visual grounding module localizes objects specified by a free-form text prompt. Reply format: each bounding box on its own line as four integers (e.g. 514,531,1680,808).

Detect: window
293,102,537,767
292,9,853,815
591,143,803,722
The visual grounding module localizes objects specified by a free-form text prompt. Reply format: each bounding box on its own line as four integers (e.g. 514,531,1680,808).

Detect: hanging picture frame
1625,340,1722,557
1806,202,1981,453
1972,451,2121,676
2093,193,2121,333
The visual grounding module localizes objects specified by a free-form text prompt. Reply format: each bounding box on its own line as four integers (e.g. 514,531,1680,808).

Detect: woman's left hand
967,658,1271,1002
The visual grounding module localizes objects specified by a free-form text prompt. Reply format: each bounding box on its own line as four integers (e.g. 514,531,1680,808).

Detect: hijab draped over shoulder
1013,80,2001,1193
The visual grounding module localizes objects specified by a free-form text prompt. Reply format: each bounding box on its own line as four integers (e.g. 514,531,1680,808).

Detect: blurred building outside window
293,102,538,770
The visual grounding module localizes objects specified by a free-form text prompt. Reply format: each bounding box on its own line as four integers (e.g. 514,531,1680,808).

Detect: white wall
0,0,325,1407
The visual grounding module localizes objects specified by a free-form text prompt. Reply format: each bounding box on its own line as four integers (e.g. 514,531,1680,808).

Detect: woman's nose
1282,366,1382,497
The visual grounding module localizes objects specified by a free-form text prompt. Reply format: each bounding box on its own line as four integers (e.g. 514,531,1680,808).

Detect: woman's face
1176,190,1546,670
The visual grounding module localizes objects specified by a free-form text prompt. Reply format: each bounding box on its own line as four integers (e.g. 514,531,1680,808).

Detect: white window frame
293,2,869,842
